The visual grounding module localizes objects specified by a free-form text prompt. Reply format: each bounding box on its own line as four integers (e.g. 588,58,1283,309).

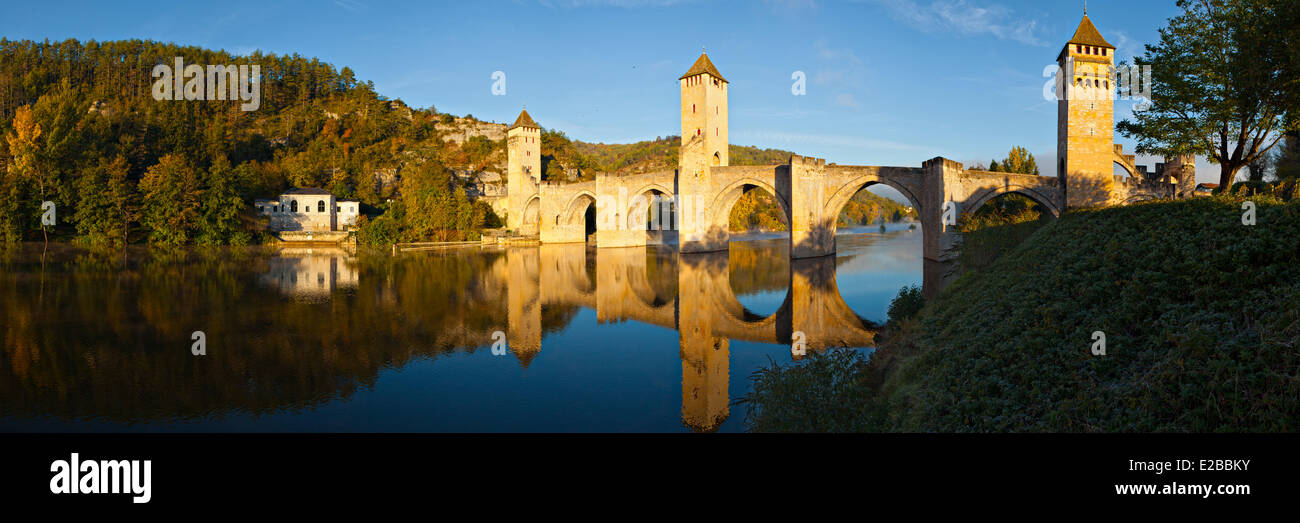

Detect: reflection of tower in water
677,253,731,432
507,248,542,368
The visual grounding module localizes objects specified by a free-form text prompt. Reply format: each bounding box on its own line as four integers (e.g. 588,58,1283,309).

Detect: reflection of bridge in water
495,244,880,432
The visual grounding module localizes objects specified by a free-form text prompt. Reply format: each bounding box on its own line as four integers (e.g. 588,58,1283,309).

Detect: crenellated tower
507,107,542,233
1057,13,1116,208
678,50,730,252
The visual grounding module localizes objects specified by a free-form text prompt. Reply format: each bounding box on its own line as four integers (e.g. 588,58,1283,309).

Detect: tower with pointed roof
680,50,729,174
1057,12,1117,208
678,50,730,252
507,107,542,233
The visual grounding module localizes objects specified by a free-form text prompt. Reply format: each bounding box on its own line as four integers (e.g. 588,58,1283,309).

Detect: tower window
1102,48,1107,56
1077,45,1082,53
692,104,695,113
697,128,701,136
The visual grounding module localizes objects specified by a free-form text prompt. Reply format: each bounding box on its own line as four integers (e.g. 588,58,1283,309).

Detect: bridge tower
1057,12,1116,208
678,50,730,253
507,107,542,234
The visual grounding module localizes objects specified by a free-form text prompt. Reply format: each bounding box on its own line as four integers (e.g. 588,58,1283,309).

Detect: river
0,224,922,432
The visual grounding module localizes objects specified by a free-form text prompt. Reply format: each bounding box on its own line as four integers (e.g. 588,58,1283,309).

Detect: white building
255,188,359,232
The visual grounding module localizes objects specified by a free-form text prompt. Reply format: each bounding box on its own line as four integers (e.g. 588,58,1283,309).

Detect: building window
318,200,326,213
1102,48,1107,56
1077,45,1082,53
697,128,701,136
692,104,695,113
291,200,298,213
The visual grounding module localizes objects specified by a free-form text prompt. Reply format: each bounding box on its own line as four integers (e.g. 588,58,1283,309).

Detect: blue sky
1,0,1221,183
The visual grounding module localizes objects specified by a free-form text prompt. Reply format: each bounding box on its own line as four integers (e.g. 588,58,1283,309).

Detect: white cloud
834,93,861,108
860,0,1048,46
333,0,366,12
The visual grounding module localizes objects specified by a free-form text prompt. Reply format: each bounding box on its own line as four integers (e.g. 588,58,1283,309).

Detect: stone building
255,188,359,232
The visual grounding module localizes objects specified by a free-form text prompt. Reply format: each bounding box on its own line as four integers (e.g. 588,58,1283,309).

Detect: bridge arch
965,185,1063,219
626,183,676,231
559,191,597,226
1113,160,1136,178
709,177,791,230
521,195,541,234
822,175,923,231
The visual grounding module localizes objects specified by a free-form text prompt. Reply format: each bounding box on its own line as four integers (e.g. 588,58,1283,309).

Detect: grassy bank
742,196,1300,432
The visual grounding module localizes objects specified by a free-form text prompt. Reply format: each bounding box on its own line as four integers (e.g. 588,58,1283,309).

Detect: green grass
744,196,1300,432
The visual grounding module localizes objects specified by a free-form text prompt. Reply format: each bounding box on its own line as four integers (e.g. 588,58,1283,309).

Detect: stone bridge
504,41,1193,297
517,152,1064,295
503,52,1071,298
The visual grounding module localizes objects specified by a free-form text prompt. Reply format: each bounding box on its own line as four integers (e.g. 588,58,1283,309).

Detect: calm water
0,225,922,432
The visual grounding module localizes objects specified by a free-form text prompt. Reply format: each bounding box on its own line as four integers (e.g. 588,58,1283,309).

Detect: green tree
73,156,122,245
997,146,1039,175
139,154,202,245
105,156,140,246
1118,0,1297,188
196,157,247,245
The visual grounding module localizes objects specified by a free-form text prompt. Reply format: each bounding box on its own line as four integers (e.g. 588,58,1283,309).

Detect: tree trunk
1219,163,1245,190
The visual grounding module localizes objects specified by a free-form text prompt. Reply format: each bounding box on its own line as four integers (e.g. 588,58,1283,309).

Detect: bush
886,285,925,325
739,349,879,432
355,215,401,245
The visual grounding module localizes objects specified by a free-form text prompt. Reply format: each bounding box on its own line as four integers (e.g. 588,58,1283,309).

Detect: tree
73,157,120,245
196,157,247,245
5,105,44,245
139,154,202,245
105,156,140,246
997,146,1039,175
1118,0,1298,188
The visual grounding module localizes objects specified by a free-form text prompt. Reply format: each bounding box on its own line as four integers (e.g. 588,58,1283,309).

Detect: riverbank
742,196,1300,432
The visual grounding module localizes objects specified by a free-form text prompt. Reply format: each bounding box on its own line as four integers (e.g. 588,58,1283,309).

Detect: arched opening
958,190,1058,272
833,184,919,235
290,200,299,213
712,152,721,166
521,197,541,235
626,187,676,245
1114,161,1136,180
562,193,598,245
823,178,922,239
721,183,789,239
